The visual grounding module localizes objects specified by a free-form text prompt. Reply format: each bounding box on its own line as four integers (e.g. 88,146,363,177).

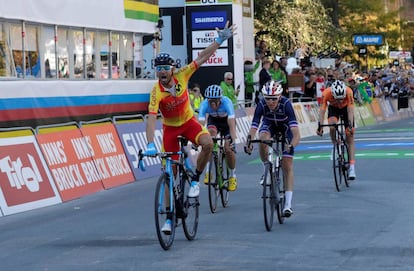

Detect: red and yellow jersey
148,61,198,127
320,86,354,111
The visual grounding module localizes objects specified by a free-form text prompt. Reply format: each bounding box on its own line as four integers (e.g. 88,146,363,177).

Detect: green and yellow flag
124,0,159,23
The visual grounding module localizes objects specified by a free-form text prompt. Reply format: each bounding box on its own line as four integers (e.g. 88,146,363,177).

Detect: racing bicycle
246,133,286,231
206,136,232,213
320,119,350,192
138,136,199,250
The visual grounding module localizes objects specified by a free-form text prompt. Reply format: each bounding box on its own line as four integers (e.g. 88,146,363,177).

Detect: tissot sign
353,34,384,45
192,30,228,48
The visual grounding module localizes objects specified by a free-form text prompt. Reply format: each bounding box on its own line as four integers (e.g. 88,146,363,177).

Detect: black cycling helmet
154,52,176,66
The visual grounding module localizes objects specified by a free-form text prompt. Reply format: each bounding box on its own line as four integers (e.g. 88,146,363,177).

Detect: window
24,24,40,78
85,30,95,78
72,29,84,79
0,21,13,77
0,19,140,81
121,33,134,79
43,26,56,78
111,32,120,79
98,31,109,79
57,28,69,78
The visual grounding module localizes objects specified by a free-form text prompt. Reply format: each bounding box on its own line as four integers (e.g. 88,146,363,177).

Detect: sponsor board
192,30,228,48
0,135,61,215
192,49,228,66
37,129,105,202
115,120,163,180
80,124,135,189
191,11,227,29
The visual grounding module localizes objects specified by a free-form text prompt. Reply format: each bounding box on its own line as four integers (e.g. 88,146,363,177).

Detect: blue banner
353,35,384,45
191,11,227,30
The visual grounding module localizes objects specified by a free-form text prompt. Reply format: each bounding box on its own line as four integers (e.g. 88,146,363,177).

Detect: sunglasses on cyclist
156,65,173,72
265,96,281,101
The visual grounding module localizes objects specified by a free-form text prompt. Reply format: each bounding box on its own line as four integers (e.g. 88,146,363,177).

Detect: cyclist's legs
327,106,341,143
182,117,213,174
343,110,356,163
208,116,236,169
258,121,273,163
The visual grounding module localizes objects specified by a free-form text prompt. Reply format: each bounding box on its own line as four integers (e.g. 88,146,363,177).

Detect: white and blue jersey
198,96,235,136
198,96,235,121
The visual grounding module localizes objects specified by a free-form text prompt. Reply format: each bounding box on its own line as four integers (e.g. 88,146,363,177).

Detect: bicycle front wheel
220,152,230,208
275,165,285,225
154,173,175,250
207,155,219,213
182,175,199,241
332,143,342,192
262,162,275,231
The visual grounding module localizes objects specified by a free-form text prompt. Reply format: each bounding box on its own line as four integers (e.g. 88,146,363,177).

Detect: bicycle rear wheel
182,174,199,240
342,142,350,187
220,152,230,208
332,143,342,192
262,162,275,231
154,173,175,250
207,155,219,213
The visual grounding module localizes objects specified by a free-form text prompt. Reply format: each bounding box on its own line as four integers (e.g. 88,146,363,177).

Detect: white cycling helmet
331,80,346,99
261,80,283,97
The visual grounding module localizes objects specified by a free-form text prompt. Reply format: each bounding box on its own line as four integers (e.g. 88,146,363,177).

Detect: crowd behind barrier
0,97,412,216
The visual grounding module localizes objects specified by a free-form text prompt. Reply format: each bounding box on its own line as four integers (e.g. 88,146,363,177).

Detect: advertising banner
369,98,384,121
37,129,105,202
80,124,135,189
115,120,163,180
0,136,61,215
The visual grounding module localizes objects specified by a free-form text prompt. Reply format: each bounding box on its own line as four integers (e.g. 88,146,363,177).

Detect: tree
254,0,406,68
254,0,340,57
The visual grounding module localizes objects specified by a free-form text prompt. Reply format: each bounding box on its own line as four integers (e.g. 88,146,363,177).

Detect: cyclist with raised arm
144,21,236,234
244,80,300,217
316,80,356,179
198,85,238,191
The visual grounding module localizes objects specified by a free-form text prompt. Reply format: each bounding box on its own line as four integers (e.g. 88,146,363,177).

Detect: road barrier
0,97,412,216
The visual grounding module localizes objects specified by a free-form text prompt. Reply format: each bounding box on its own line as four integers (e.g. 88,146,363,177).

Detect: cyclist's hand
244,135,253,155
138,149,146,171
215,21,236,45
316,122,323,136
144,142,157,156
346,124,355,136
138,159,146,171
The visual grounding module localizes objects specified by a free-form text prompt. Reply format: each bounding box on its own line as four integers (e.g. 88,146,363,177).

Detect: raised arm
194,21,236,67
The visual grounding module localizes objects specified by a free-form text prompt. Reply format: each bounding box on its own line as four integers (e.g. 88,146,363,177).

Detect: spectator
244,59,260,107
220,71,239,108
189,83,204,112
303,67,317,101
269,59,287,97
258,57,272,104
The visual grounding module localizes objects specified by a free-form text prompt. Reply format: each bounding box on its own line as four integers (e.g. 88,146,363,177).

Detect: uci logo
201,0,217,4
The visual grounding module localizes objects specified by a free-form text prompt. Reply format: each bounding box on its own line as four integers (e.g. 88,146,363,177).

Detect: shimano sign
191,11,227,30
353,34,384,45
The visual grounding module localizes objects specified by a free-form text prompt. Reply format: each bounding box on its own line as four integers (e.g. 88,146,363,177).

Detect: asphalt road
1,116,414,271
